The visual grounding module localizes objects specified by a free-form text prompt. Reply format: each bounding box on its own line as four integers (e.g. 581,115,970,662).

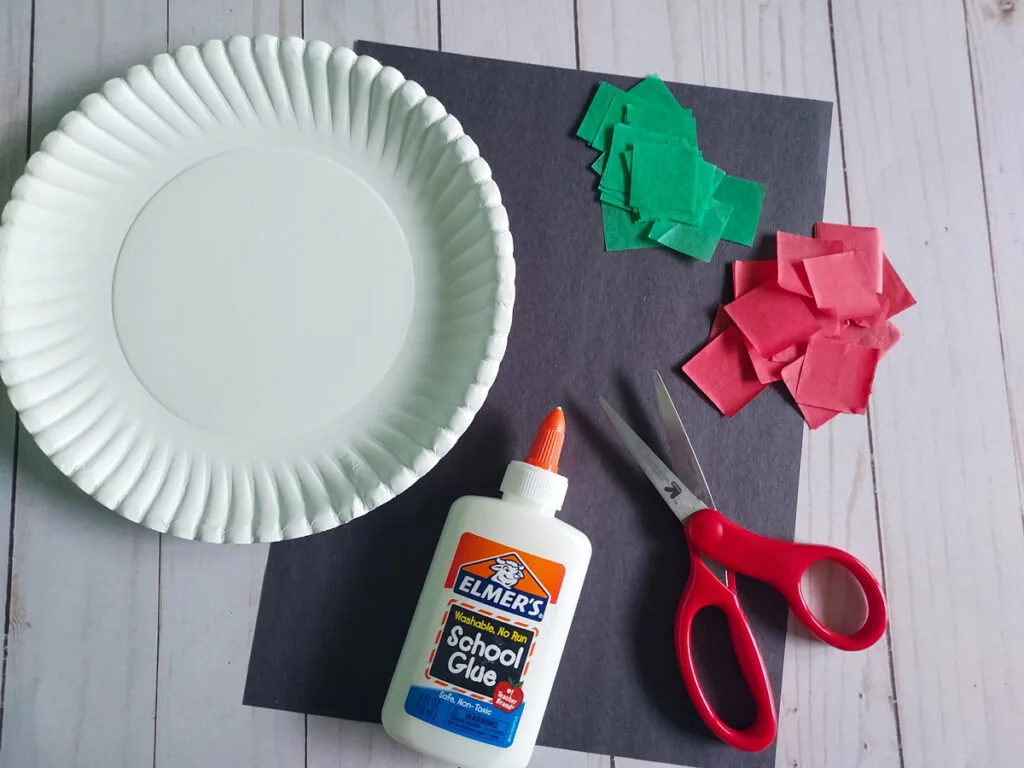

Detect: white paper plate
0,36,514,542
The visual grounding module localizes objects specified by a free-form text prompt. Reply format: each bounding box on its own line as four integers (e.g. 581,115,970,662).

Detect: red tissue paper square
803,250,881,319
744,338,787,384
795,338,880,414
776,231,844,297
781,357,839,429
708,305,732,340
880,254,916,318
733,260,776,299
724,283,819,357
814,222,883,292
682,325,766,417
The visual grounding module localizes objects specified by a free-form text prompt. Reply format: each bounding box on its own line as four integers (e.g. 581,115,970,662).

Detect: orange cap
524,407,566,473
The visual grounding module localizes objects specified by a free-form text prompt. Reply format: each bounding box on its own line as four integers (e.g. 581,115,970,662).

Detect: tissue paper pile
576,76,765,261
682,223,915,428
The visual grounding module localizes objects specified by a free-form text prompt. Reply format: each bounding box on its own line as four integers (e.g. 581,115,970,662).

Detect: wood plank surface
831,1,1024,766
0,0,32,207
305,0,438,50
440,0,577,68
0,0,32,754
169,0,301,42
963,0,1024,502
154,541,305,767
0,3,166,765
576,2,901,765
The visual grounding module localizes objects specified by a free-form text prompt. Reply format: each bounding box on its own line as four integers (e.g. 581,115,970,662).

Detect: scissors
600,372,888,752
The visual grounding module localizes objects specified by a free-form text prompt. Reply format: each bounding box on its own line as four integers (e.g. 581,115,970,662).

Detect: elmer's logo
455,553,549,620
445,533,566,622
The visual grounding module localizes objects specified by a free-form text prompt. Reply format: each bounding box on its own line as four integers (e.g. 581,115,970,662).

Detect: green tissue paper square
600,188,630,210
590,152,609,175
667,162,723,225
647,219,677,241
576,82,617,144
624,103,697,147
602,203,653,251
634,205,706,227
590,91,629,152
628,75,688,115
599,139,632,196
709,165,727,195
693,162,725,201
713,175,766,246
630,141,702,214
599,124,673,196
590,85,685,152
650,199,734,262
633,179,715,226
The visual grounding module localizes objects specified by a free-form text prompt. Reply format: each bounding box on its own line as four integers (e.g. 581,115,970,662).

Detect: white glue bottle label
382,407,592,768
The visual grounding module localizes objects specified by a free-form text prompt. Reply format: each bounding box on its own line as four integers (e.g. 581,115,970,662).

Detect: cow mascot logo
489,557,525,588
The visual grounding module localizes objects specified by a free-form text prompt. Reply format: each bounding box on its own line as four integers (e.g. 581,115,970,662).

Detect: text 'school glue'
382,408,592,768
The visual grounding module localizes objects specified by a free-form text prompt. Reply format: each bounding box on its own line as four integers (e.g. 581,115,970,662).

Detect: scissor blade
653,372,717,510
600,397,706,523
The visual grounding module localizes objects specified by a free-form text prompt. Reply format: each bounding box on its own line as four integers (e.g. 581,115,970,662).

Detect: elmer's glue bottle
382,408,591,768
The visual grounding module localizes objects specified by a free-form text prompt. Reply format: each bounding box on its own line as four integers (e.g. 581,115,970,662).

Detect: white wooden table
1,1,1023,766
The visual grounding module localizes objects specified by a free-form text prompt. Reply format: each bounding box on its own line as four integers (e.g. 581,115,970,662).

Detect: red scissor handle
685,508,888,652
675,541,778,752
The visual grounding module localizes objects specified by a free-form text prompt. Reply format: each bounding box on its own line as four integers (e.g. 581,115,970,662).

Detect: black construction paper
244,42,831,767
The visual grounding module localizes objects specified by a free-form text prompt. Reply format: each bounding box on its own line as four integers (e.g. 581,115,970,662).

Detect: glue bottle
382,408,592,768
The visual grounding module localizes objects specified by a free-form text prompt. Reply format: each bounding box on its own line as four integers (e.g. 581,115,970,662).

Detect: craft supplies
247,43,831,766
382,409,591,768
577,75,765,260
0,37,515,542
601,373,887,751
683,222,916,427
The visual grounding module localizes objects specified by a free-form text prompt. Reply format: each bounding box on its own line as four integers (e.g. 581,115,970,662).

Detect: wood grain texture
831,1,1024,766
308,716,445,768
0,397,15,741
169,0,301,43
25,0,167,153
964,0,1024,507
778,425,899,768
576,0,703,78
154,543,305,767
305,0,438,51
310,715,612,768
440,0,576,67
0,0,32,206
0,0,31,752
155,6,307,768
309,717,610,768
525,748,610,767
0,4,166,765
577,2,901,765
2,444,160,768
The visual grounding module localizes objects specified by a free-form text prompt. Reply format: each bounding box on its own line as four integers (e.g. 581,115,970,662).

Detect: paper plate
0,36,514,543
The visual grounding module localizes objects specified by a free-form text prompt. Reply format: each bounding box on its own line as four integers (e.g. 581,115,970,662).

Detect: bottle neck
499,460,567,513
